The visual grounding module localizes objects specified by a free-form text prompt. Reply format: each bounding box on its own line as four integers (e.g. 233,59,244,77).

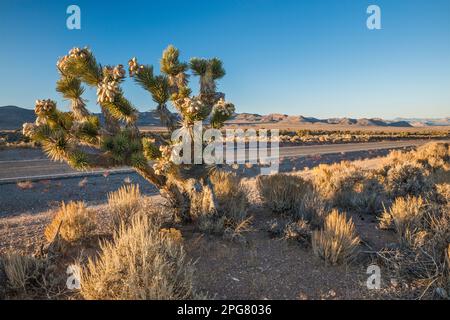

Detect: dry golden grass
257,173,312,214
0,253,63,299
379,196,425,243
414,142,450,171
312,209,360,265
107,184,141,230
195,171,250,236
44,201,96,243
78,213,195,300
311,162,384,213
2,254,37,292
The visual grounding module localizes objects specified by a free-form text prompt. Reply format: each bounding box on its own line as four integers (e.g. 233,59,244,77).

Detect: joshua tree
23,45,235,221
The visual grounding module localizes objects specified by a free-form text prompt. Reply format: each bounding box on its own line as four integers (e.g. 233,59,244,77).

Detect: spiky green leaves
189,58,225,79
189,58,225,94
133,64,154,89
148,75,171,105
74,116,101,145
130,152,148,169
160,45,188,76
68,150,90,170
59,48,102,86
56,76,85,100
101,129,144,166
133,65,171,107
42,130,70,161
142,138,162,160
102,93,138,124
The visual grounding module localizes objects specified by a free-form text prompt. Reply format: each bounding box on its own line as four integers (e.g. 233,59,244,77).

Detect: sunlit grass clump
44,201,96,243
312,209,360,265
78,214,195,300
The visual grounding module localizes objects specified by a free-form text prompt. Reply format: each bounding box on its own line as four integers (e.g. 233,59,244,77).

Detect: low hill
0,106,36,130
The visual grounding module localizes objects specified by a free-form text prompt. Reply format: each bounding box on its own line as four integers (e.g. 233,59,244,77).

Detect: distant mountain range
228,113,450,127
0,106,166,130
0,106,449,130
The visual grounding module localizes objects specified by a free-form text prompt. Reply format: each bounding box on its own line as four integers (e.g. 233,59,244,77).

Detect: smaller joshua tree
23,46,235,221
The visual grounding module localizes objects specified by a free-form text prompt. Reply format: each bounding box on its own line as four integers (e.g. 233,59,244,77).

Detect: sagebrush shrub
0,254,62,299
414,142,449,171
79,213,195,300
377,202,449,286
195,171,250,236
312,209,360,265
257,173,312,214
294,188,327,227
108,184,142,230
384,142,449,172
311,162,383,212
378,196,425,243
45,201,96,243
384,161,432,198
2,254,39,292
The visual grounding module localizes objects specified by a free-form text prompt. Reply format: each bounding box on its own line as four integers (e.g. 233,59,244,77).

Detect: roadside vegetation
0,140,448,300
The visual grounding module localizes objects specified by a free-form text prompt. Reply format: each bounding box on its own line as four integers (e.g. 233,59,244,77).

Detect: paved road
0,139,445,215
0,139,443,183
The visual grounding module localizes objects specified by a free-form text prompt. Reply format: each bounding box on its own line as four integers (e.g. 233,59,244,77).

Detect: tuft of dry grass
2,254,38,292
311,162,383,213
195,171,250,237
78,213,195,300
257,173,312,214
44,201,96,243
0,253,64,299
378,196,425,244
414,142,450,171
312,209,360,265
108,184,142,231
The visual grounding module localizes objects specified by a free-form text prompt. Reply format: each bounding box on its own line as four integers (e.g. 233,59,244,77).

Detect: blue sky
0,0,449,118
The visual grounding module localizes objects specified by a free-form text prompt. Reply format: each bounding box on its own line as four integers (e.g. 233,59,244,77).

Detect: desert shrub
414,142,449,171
0,254,63,299
378,196,425,243
257,173,312,214
210,170,248,222
312,209,360,265
78,213,195,300
431,183,450,204
196,171,250,237
430,169,450,185
294,188,327,228
44,201,96,243
108,184,142,230
383,161,432,198
377,197,449,294
384,142,449,172
312,162,384,213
